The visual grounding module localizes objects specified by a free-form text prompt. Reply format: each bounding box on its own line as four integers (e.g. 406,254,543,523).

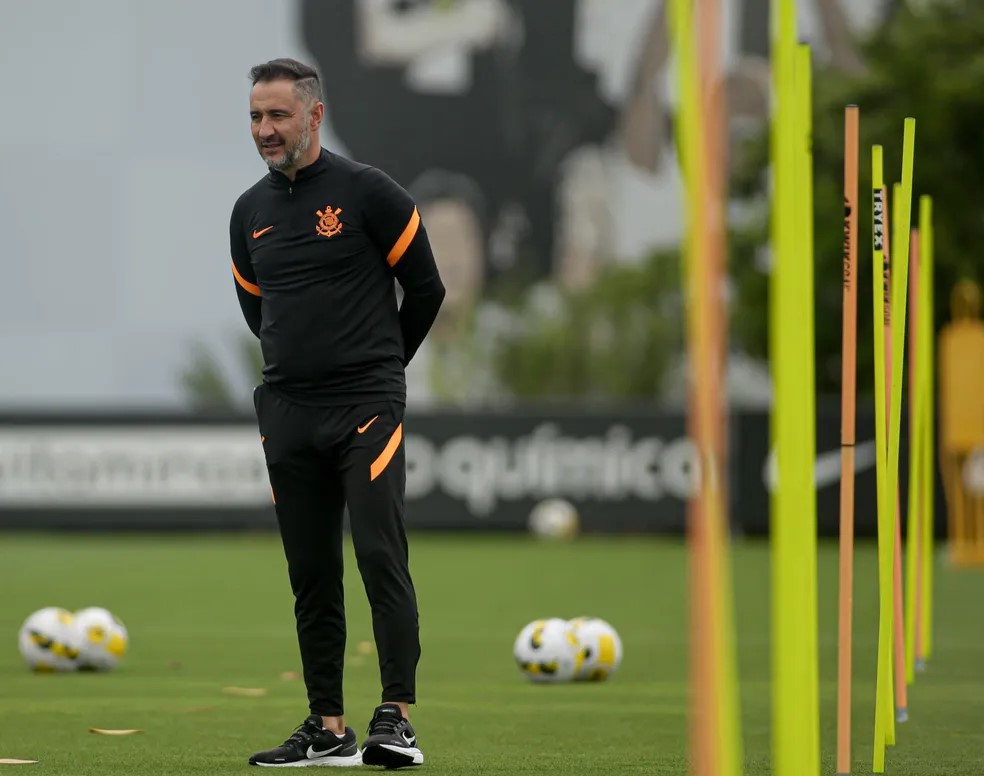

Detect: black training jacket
230,148,446,405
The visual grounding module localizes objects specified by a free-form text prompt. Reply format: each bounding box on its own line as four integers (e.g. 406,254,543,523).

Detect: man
230,57,445,768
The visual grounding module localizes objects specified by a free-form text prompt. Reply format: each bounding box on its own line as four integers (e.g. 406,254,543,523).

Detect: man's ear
310,101,325,132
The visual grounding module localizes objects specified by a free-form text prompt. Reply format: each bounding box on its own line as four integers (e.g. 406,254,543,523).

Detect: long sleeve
230,199,262,339
361,169,446,366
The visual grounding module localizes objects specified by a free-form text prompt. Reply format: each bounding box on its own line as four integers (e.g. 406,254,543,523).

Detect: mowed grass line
0,532,980,774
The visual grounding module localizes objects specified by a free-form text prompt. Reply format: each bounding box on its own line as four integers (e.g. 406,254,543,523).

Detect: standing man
231,58,445,769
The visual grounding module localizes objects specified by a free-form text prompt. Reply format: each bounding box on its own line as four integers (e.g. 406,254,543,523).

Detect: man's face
249,79,315,172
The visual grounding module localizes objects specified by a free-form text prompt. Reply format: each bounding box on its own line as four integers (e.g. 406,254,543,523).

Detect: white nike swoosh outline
763,440,878,491
307,743,343,759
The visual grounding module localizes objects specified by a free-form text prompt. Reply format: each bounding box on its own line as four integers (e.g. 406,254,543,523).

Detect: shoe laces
368,708,402,735
284,718,322,747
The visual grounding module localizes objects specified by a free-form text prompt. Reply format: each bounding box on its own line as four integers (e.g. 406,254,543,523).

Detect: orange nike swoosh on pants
357,416,379,434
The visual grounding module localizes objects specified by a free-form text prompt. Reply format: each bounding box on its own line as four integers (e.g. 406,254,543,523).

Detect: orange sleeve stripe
370,423,403,481
232,261,261,297
386,208,420,267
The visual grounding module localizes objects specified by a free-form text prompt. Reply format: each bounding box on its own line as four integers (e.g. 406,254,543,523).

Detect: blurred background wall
2,0,970,534
0,0,887,411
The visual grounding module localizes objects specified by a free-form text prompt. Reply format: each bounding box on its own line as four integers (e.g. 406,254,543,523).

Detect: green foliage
487,250,683,402
730,0,984,395
178,342,237,411
186,252,682,406
179,336,262,411
237,334,265,388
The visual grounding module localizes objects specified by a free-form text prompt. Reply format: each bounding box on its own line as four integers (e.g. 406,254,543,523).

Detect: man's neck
283,142,322,181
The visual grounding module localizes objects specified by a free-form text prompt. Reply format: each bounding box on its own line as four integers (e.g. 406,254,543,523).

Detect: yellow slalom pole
871,145,893,774
889,181,908,726
919,195,935,664
770,2,794,774
905,223,921,687
770,2,816,775
669,1,711,771
873,118,917,764
887,120,916,738
795,43,820,772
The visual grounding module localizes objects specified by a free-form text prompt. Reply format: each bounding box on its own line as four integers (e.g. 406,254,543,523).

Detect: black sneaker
248,714,362,767
361,703,423,769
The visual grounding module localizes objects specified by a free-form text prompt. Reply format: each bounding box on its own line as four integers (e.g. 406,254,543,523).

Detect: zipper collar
267,147,331,189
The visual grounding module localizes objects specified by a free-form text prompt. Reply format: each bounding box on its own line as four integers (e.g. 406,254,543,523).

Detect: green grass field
0,532,982,774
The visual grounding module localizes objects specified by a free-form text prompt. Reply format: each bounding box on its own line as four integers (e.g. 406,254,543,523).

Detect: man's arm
362,168,446,366
230,200,262,338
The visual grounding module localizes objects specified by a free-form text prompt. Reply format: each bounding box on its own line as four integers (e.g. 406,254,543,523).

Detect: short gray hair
249,58,322,106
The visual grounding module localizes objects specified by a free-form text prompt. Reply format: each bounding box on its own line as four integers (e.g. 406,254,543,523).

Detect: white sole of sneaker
253,750,364,767
363,744,424,767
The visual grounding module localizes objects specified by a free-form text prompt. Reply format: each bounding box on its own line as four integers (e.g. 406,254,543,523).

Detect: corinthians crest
315,205,343,238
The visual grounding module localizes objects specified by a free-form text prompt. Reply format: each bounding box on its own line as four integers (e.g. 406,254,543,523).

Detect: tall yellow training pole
771,3,819,775
673,2,712,770
905,226,921,685
888,182,908,725
873,118,917,772
918,195,935,666
871,146,893,774
795,44,820,771
887,119,917,733
670,0,712,767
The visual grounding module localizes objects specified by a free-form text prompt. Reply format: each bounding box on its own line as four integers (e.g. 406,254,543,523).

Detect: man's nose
256,117,276,138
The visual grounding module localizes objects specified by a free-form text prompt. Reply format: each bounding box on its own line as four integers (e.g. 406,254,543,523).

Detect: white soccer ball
74,607,128,671
527,498,580,540
568,617,623,681
18,607,82,672
513,617,582,683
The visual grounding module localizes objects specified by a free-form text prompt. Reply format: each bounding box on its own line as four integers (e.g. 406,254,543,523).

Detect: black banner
405,408,696,532
734,401,946,538
0,409,698,533
0,406,944,535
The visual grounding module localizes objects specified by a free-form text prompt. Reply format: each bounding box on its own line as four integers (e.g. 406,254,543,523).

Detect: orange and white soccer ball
18,607,82,672
74,607,128,671
568,617,623,681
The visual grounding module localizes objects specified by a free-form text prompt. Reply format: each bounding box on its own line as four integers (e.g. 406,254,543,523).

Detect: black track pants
253,384,420,716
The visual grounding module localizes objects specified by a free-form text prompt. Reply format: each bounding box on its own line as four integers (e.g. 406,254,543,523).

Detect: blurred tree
484,249,682,402
730,0,984,395
426,305,502,405
182,249,681,408
179,337,262,411
178,342,236,410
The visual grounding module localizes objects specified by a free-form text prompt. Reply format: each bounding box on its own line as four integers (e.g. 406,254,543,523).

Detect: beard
260,130,311,172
